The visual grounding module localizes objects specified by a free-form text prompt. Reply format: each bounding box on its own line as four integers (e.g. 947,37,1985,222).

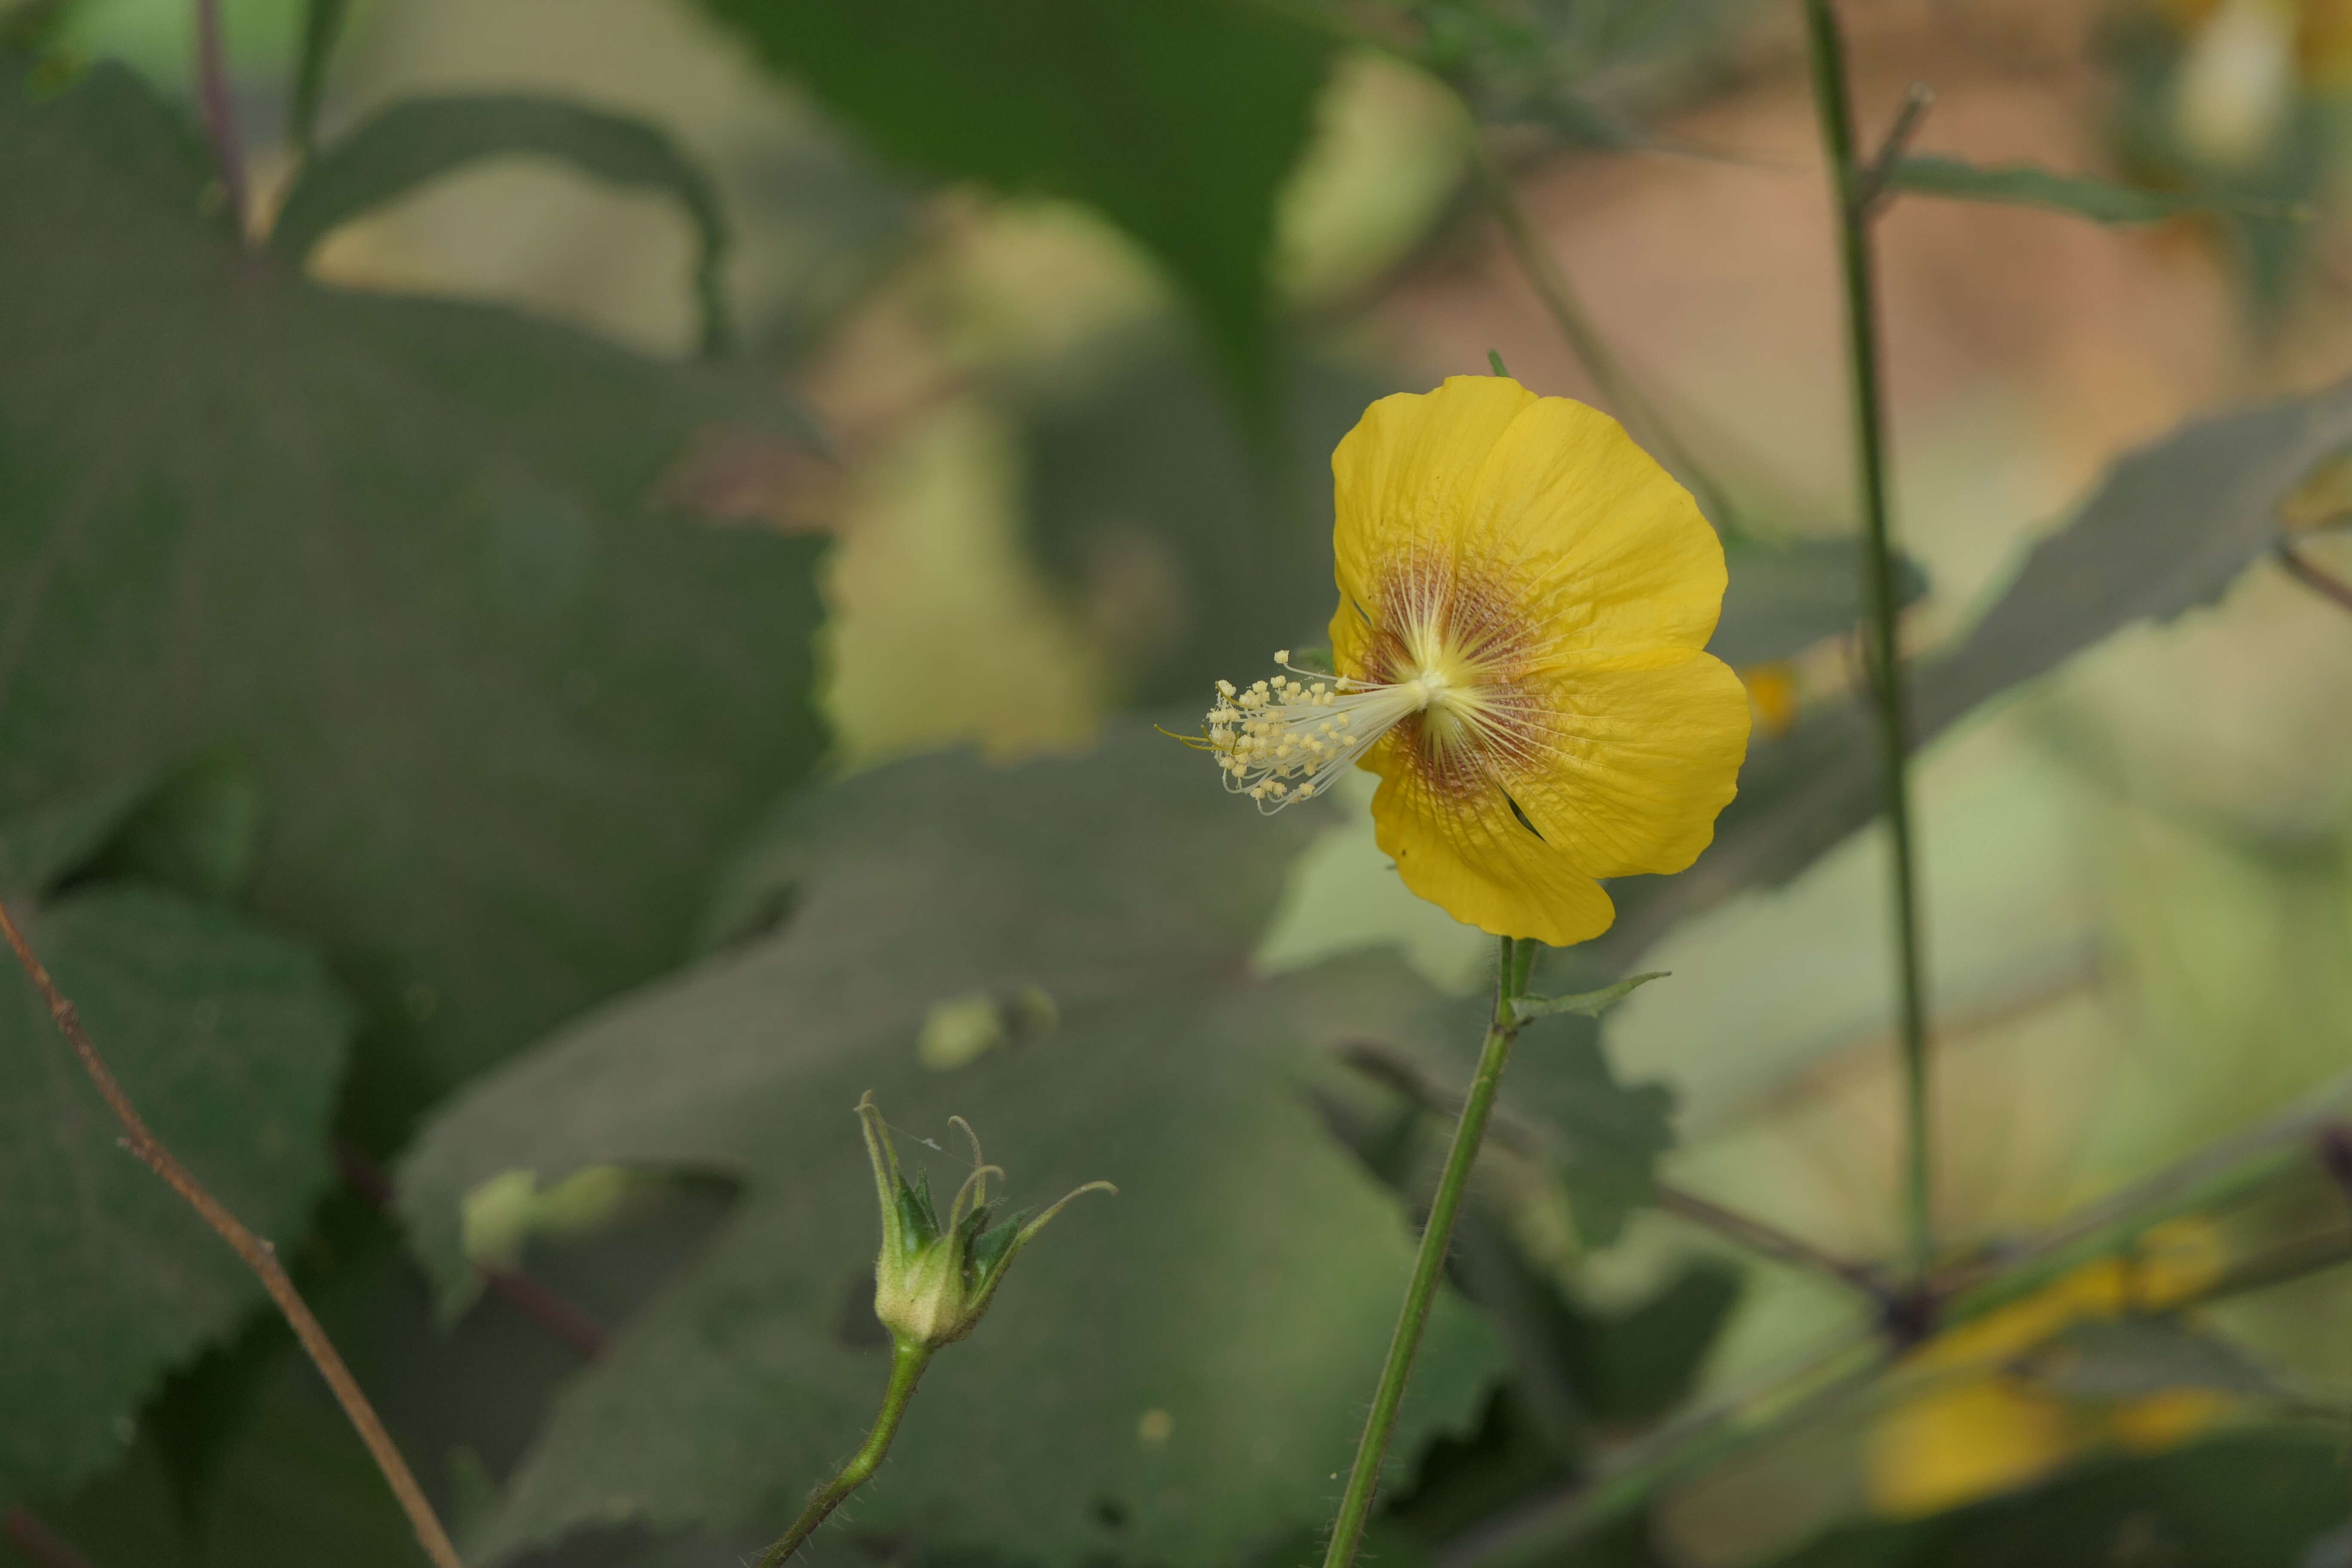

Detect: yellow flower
1201,375,1749,946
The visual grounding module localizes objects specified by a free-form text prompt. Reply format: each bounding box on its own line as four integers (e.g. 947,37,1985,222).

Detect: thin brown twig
333,1143,611,1363
1651,1184,1896,1303
0,900,465,1568
190,0,248,237
2277,539,2352,615
5,1508,93,1568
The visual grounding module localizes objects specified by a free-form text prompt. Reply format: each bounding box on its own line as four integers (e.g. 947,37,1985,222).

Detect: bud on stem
755,1093,1113,1565
861,1091,1114,1352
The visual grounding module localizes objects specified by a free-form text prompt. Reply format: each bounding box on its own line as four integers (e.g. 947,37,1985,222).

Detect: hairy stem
1322,935,1530,1568
1803,0,1936,1286
1463,129,1740,533
190,0,248,236
756,1341,933,1566
0,901,465,1568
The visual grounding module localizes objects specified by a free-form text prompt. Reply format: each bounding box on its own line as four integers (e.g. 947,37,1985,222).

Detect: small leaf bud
857,1091,1113,1352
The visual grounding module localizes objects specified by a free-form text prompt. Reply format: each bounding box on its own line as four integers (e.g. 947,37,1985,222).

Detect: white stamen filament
1204,656,1443,812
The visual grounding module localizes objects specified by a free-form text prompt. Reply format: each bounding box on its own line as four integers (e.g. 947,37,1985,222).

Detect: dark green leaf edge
269,93,736,355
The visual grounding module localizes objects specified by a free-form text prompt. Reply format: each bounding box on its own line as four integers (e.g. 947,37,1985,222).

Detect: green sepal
1510,971,1668,1024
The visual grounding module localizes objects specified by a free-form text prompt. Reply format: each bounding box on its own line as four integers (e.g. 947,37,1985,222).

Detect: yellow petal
1364,748,1618,946
1329,376,1535,674
1465,395,1726,659
1327,377,1725,675
1504,647,1752,880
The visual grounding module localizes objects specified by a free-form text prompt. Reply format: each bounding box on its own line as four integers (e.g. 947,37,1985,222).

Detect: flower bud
858,1091,1112,1351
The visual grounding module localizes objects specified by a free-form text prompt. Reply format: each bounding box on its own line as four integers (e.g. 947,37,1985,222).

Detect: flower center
1200,649,1494,811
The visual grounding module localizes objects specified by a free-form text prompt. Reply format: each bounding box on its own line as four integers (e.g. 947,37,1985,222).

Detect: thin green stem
1803,0,1935,1287
756,1341,933,1567
1462,127,1742,533
1323,935,1530,1568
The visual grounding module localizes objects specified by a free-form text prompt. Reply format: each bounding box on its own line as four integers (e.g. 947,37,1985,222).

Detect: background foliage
6,0,2352,1566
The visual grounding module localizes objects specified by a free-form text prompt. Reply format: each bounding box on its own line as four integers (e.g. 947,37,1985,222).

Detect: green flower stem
1322,934,1530,1568
1803,0,1936,1286
756,1341,934,1567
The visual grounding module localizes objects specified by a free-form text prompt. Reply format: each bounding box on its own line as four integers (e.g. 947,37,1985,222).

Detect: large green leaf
399,721,1504,1566
1599,377,2352,961
1757,1430,2348,1568
0,64,828,1143
691,0,1332,409
0,789,354,1510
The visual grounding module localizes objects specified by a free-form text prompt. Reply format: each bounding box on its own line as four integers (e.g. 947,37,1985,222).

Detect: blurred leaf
1445,1203,1740,1438
0,771,157,901
1601,376,2352,961
18,1164,747,1566
1433,0,1764,149
190,1345,428,1568
78,749,266,905
1574,1259,1742,1422
270,93,736,354
1505,1026,1677,1247
1022,338,1396,705
1328,1014,1676,1251
2103,12,2331,315
287,0,350,153
0,65,829,1142
741,134,921,364
0,811,353,1508
1387,1395,1675,1566
1710,537,1927,668
1883,155,2293,225
2016,1317,2288,1403
20,1333,456,1568
1758,1429,2348,1568
400,721,1504,1566
693,0,1332,412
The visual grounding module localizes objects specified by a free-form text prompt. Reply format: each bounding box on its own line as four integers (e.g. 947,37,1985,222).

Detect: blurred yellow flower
1200,375,1749,946
1740,661,1802,739
2157,0,2352,167
1869,1222,2232,1517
